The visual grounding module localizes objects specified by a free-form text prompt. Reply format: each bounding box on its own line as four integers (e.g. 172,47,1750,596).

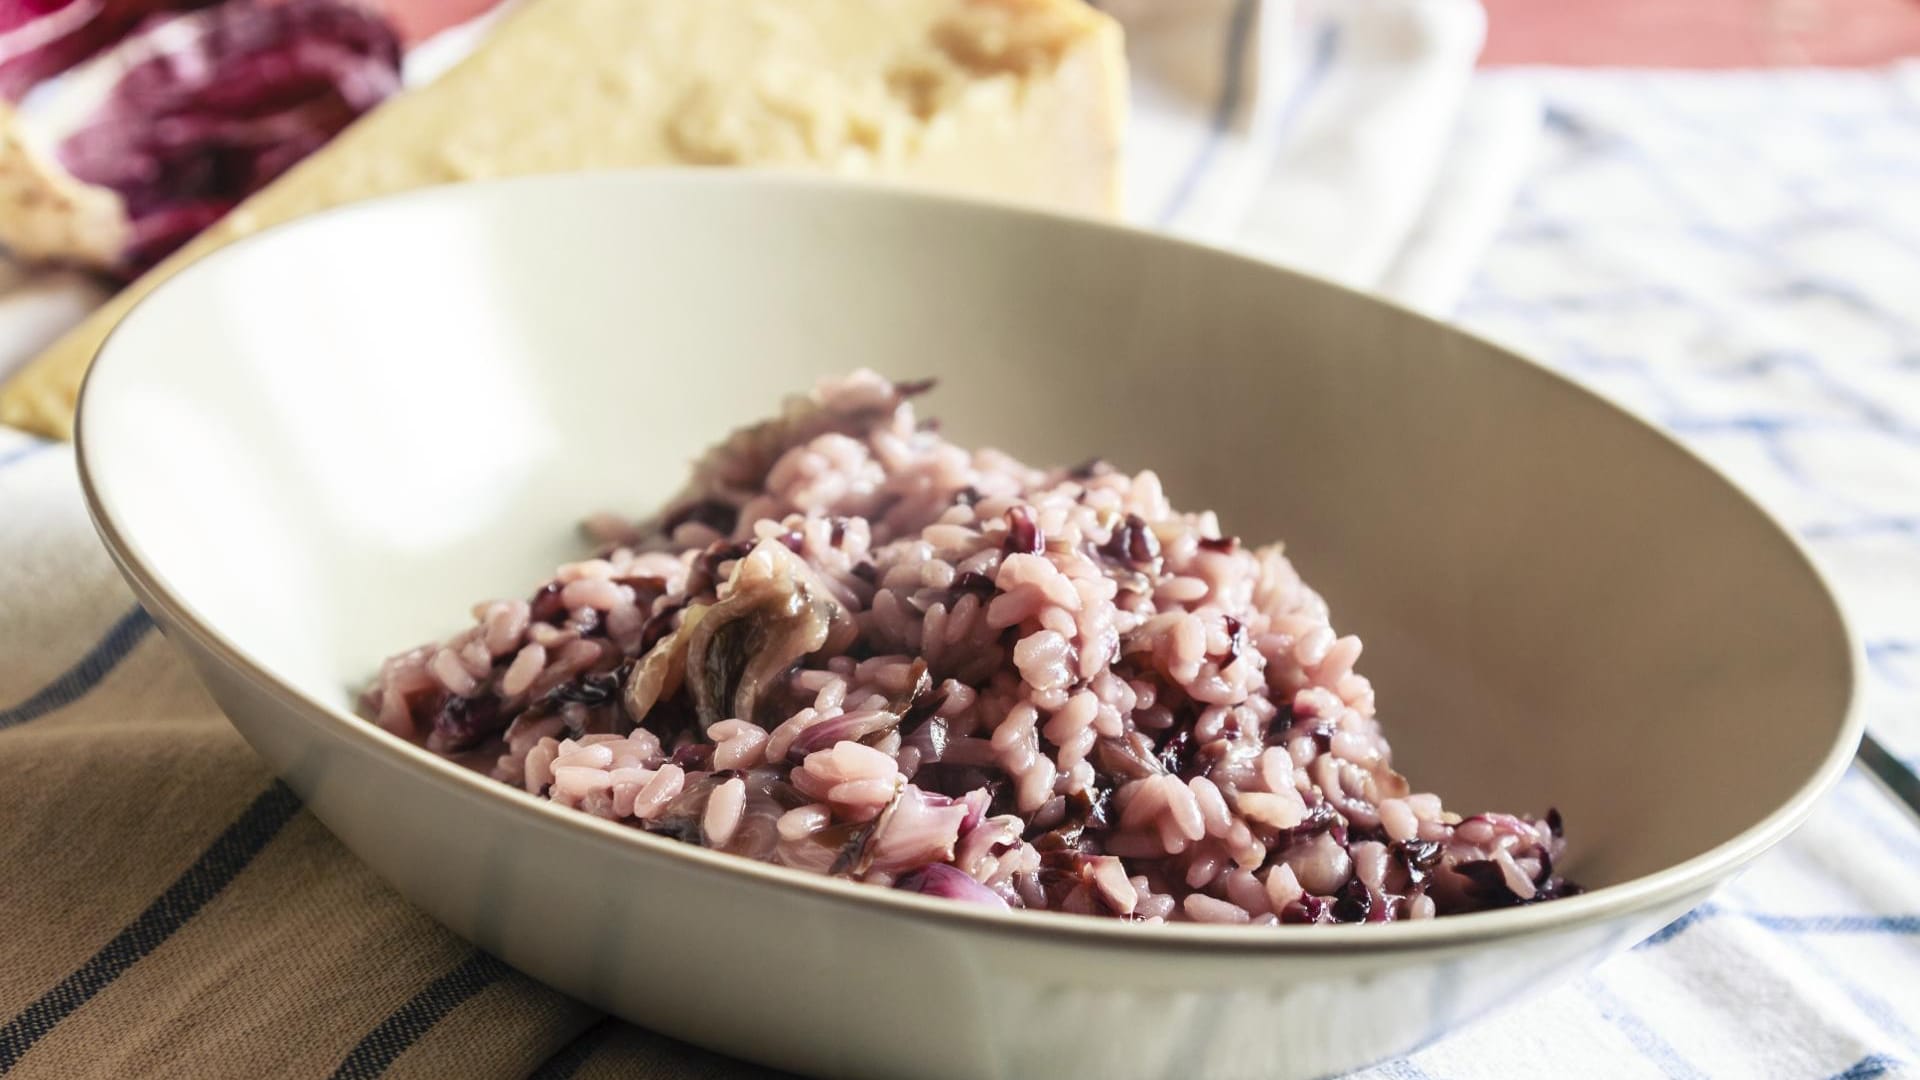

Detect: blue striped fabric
1456,71,1920,758
0,607,154,730
525,1021,617,1080
0,438,50,470
1346,65,1920,1080
0,783,304,1072
1834,1056,1909,1080
328,951,515,1080
1154,0,1263,226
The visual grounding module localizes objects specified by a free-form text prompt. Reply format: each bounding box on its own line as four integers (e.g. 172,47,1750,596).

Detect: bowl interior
79,173,1855,894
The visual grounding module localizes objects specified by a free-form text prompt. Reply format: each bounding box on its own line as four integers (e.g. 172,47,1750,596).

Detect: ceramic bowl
76,173,1860,1080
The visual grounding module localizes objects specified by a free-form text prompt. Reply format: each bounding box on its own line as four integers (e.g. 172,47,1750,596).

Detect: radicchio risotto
361,371,1576,924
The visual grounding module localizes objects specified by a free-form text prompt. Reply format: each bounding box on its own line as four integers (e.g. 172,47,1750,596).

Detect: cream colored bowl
76,174,1860,1080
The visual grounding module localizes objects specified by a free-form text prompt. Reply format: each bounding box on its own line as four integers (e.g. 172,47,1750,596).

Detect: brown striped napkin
0,447,783,1079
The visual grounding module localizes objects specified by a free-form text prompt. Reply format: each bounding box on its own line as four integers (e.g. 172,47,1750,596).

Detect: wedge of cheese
1,0,1127,438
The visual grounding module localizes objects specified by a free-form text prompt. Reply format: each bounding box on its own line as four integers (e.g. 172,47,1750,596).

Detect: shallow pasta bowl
75,173,1860,1080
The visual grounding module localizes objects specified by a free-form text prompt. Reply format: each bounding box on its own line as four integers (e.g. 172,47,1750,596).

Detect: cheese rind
1,0,1127,438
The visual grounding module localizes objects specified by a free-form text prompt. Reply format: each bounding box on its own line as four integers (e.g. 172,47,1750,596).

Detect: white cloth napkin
1112,0,1540,317
1234,0,1497,295
1105,0,1290,238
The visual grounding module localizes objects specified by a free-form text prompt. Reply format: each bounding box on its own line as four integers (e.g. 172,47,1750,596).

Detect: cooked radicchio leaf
895,863,1007,908
824,820,877,877
1280,895,1334,925
1003,506,1042,555
1092,731,1162,781
546,668,622,709
1453,860,1532,909
527,582,568,625
667,742,714,772
624,604,707,725
1101,513,1160,566
1155,729,1196,777
899,713,950,767
1027,785,1111,853
658,498,739,539
785,707,902,761
899,680,949,737
1530,876,1584,902
1221,615,1248,669
684,541,856,732
1346,823,1391,847
1271,800,1343,847
888,659,934,717
428,693,505,753
950,570,996,596
1331,878,1374,924
1394,838,1444,889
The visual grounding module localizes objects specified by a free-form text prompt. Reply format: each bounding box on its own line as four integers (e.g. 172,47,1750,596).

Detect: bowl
75,173,1860,1080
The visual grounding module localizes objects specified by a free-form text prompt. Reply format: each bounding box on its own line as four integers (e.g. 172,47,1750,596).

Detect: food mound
361,371,1576,924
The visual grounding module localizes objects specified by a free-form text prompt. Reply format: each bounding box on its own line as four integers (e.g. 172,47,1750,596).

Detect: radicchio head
0,0,401,275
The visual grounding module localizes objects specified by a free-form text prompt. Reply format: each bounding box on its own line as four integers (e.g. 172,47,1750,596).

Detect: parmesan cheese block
1,0,1127,438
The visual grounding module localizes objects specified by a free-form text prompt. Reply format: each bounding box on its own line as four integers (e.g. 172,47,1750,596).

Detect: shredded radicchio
1394,838,1444,889
1003,506,1043,556
661,498,740,538
1331,879,1374,924
896,863,1009,909
1102,513,1160,566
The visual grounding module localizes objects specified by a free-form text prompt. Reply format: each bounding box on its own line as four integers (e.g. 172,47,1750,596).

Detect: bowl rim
74,170,1866,955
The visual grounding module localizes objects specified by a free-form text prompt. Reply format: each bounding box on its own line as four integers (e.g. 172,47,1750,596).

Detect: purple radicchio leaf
1279,895,1333,925
1100,513,1160,566
428,692,505,754
0,0,217,101
45,0,401,275
1003,506,1042,556
1330,878,1373,924
895,863,1008,909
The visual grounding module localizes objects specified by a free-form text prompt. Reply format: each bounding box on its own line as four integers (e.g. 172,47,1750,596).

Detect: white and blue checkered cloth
1,2,1917,1077
1350,65,1920,1080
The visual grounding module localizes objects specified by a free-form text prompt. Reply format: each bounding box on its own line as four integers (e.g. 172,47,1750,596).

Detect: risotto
359,371,1576,924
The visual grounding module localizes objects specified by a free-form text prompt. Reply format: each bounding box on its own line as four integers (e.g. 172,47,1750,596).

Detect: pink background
367,0,1920,69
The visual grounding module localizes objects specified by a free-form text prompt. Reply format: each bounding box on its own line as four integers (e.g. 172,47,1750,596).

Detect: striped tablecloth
1357,65,1920,1080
